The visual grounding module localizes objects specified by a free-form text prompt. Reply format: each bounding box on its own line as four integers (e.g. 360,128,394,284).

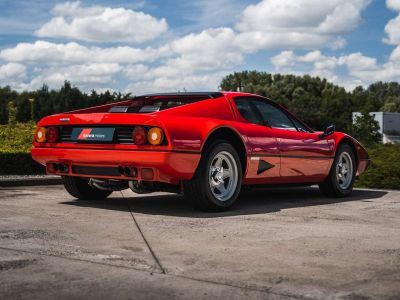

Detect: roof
137,92,224,99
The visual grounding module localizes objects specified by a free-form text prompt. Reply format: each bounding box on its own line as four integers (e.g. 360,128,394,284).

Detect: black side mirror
319,124,335,138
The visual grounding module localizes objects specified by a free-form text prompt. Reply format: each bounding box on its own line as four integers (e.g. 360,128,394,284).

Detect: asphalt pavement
0,185,399,299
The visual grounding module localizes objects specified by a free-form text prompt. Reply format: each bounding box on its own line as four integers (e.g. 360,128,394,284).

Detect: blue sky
0,0,399,93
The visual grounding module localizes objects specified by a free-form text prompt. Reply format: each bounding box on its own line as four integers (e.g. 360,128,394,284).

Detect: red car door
232,97,281,184
251,98,333,183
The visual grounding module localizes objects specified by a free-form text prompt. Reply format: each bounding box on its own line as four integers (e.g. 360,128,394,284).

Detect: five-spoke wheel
336,152,353,190
319,143,356,197
208,151,238,202
184,141,242,211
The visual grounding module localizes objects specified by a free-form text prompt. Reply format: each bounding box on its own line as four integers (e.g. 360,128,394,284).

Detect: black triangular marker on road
257,159,275,175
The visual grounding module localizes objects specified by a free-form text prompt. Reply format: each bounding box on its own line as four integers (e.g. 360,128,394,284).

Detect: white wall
352,112,400,144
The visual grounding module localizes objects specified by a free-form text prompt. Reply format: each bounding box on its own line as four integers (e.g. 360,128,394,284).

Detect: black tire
319,143,356,197
183,141,242,211
62,176,112,200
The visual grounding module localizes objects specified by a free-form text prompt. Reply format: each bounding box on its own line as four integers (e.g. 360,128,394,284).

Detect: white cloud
169,27,243,70
35,1,168,43
123,64,149,80
384,0,400,45
387,0,400,11
0,41,170,64
126,71,228,95
0,63,26,81
235,0,370,50
390,46,400,61
270,51,297,69
121,27,243,94
384,16,400,45
271,49,400,90
23,63,122,91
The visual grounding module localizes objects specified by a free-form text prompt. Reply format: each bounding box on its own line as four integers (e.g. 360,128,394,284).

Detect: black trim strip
36,146,335,159
72,165,121,176
138,92,223,99
251,154,334,159
34,146,200,155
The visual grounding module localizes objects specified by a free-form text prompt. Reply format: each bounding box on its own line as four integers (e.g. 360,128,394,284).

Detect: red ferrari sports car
31,92,369,211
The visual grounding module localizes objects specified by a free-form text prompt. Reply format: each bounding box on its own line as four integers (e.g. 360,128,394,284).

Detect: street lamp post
28,98,35,121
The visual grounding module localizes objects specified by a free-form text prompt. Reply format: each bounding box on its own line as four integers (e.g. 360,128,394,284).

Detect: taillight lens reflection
46,127,59,143
147,127,164,145
35,127,47,143
132,127,147,145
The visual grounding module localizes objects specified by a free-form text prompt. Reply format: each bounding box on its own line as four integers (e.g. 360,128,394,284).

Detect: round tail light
147,127,164,145
35,127,47,143
46,127,59,143
132,127,147,145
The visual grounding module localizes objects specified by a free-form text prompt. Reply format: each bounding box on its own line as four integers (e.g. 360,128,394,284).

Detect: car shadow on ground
61,187,388,218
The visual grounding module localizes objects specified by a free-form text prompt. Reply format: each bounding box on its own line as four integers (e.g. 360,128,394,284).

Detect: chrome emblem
59,117,70,122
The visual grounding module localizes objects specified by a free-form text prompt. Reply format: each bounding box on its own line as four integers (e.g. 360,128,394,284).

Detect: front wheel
319,144,356,197
183,141,242,211
62,176,112,200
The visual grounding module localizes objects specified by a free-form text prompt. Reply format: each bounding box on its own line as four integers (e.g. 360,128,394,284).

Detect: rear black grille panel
115,126,135,144
72,165,121,176
58,126,136,144
60,126,73,142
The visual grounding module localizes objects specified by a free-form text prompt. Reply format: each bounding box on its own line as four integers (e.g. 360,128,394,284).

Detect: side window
234,98,263,125
252,100,296,130
291,118,311,132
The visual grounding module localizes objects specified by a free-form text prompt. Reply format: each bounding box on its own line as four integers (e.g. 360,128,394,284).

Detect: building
353,112,400,144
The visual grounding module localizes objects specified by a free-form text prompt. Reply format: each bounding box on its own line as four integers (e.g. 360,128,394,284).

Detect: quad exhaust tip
48,163,69,173
118,166,138,177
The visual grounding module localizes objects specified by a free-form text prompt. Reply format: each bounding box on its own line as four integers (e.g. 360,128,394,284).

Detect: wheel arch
201,126,248,175
336,137,359,167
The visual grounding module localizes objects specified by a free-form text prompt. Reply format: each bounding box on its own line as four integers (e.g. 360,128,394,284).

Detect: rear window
234,97,264,125
109,96,210,113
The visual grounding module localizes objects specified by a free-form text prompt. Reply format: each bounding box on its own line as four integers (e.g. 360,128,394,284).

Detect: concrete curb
0,175,62,187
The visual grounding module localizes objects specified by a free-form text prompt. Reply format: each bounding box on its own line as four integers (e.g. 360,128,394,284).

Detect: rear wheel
319,144,356,197
183,141,242,211
62,176,112,200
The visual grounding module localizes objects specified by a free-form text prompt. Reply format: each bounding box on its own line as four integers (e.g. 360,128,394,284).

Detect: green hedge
0,123,45,175
355,144,400,190
0,122,35,153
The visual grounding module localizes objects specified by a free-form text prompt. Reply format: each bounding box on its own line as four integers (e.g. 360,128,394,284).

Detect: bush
0,122,45,175
356,144,400,189
0,122,35,153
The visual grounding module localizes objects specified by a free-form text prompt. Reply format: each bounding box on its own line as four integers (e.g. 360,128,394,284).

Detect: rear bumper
31,147,201,184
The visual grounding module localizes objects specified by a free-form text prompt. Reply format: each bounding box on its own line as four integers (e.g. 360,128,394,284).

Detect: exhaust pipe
118,166,125,175
118,166,138,177
124,166,131,176
58,163,69,173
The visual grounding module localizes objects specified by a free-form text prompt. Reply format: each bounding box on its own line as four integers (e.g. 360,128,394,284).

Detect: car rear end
31,95,203,187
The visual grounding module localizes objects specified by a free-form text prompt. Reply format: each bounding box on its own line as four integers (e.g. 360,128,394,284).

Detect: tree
220,71,400,131
381,96,400,112
350,113,382,147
